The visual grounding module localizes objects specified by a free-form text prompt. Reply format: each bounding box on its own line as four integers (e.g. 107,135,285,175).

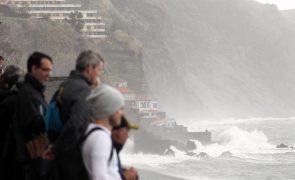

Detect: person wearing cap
112,116,139,180
82,84,125,180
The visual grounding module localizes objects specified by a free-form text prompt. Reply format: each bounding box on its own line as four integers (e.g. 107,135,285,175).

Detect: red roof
136,95,150,101
141,109,158,112
117,87,133,94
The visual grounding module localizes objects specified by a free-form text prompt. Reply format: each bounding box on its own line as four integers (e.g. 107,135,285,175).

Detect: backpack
45,86,64,141
56,126,114,180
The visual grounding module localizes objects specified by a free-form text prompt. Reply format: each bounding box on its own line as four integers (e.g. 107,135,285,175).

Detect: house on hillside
115,81,169,123
5,0,106,39
0,0,9,4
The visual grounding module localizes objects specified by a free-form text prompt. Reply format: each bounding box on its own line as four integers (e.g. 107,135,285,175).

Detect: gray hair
75,50,104,71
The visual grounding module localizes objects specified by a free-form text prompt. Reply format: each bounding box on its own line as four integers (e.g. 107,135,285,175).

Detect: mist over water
116,0,295,120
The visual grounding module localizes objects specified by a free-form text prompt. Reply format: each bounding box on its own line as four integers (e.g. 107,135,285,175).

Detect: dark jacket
53,70,92,180
114,142,125,180
14,74,48,180
0,87,18,178
53,70,92,154
0,87,17,155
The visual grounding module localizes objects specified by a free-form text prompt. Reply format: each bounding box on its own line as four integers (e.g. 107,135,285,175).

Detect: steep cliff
108,0,295,120
6,0,295,120
0,17,97,76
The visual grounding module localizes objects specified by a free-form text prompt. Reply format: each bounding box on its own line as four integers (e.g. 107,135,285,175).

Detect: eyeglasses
40,67,52,74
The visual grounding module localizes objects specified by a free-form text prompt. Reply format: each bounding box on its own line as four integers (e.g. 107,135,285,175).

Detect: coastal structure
5,0,106,39
114,82,161,119
114,81,212,154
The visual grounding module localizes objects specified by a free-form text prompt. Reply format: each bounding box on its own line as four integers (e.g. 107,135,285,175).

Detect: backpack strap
109,140,114,165
81,127,114,165
51,85,64,104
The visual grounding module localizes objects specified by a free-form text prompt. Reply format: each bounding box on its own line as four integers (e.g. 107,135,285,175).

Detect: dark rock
276,143,289,148
220,151,233,157
163,148,175,157
197,152,209,159
185,140,197,151
185,152,198,157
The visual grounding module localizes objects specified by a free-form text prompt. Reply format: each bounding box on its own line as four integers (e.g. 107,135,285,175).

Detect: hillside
0,17,97,76
5,0,295,120
0,16,144,91
93,0,295,120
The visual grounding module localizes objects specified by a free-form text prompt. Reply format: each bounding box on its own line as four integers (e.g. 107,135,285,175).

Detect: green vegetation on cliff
0,17,97,76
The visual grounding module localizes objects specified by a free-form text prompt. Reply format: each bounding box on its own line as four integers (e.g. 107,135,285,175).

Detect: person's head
112,116,139,145
0,56,5,65
27,52,53,85
75,50,104,85
87,84,125,128
0,65,25,89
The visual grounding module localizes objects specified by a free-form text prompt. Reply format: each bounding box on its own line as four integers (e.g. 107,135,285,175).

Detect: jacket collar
25,74,45,93
69,70,92,86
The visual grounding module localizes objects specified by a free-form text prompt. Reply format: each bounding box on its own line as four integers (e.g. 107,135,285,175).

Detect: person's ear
84,65,91,74
31,65,38,73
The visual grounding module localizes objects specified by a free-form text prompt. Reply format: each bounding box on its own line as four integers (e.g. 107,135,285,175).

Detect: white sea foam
121,124,295,180
122,126,294,166
192,126,295,158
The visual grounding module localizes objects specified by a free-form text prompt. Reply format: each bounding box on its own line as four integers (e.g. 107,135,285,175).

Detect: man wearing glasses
14,52,53,180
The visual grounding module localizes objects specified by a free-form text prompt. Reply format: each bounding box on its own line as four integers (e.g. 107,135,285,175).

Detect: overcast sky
256,0,295,10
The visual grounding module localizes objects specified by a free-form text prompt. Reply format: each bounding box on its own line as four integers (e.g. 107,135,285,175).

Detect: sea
121,117,295,180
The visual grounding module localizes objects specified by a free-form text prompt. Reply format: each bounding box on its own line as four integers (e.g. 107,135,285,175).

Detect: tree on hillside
65,11,85,33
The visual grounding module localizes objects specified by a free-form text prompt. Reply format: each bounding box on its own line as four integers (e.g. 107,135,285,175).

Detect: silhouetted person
0,65,24,180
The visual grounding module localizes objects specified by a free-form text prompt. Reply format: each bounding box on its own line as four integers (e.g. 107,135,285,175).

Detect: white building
0,0,9,4
133,95,159,113
9,0,65,5
7,0,107,39
114,82,136,102
114,81,167,121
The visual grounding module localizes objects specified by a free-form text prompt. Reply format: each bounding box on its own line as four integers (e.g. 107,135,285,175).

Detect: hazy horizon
256,0,295,10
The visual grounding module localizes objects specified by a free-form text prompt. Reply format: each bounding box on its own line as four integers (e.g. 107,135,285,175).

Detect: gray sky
256,0,295,10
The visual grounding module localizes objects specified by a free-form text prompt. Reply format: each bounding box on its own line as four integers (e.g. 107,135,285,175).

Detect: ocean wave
121,126,295,180
122,126,294,165
179,117,295,131
187,126,295,164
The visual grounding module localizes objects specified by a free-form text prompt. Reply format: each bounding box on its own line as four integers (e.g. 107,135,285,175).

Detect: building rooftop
10,0,65,2
28,10,97,13
0,0,9,4
136,95,151,101
117,86,134,94
22,4,81,7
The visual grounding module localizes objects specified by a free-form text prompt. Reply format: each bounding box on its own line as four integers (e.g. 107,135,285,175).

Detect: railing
49,76,67,81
